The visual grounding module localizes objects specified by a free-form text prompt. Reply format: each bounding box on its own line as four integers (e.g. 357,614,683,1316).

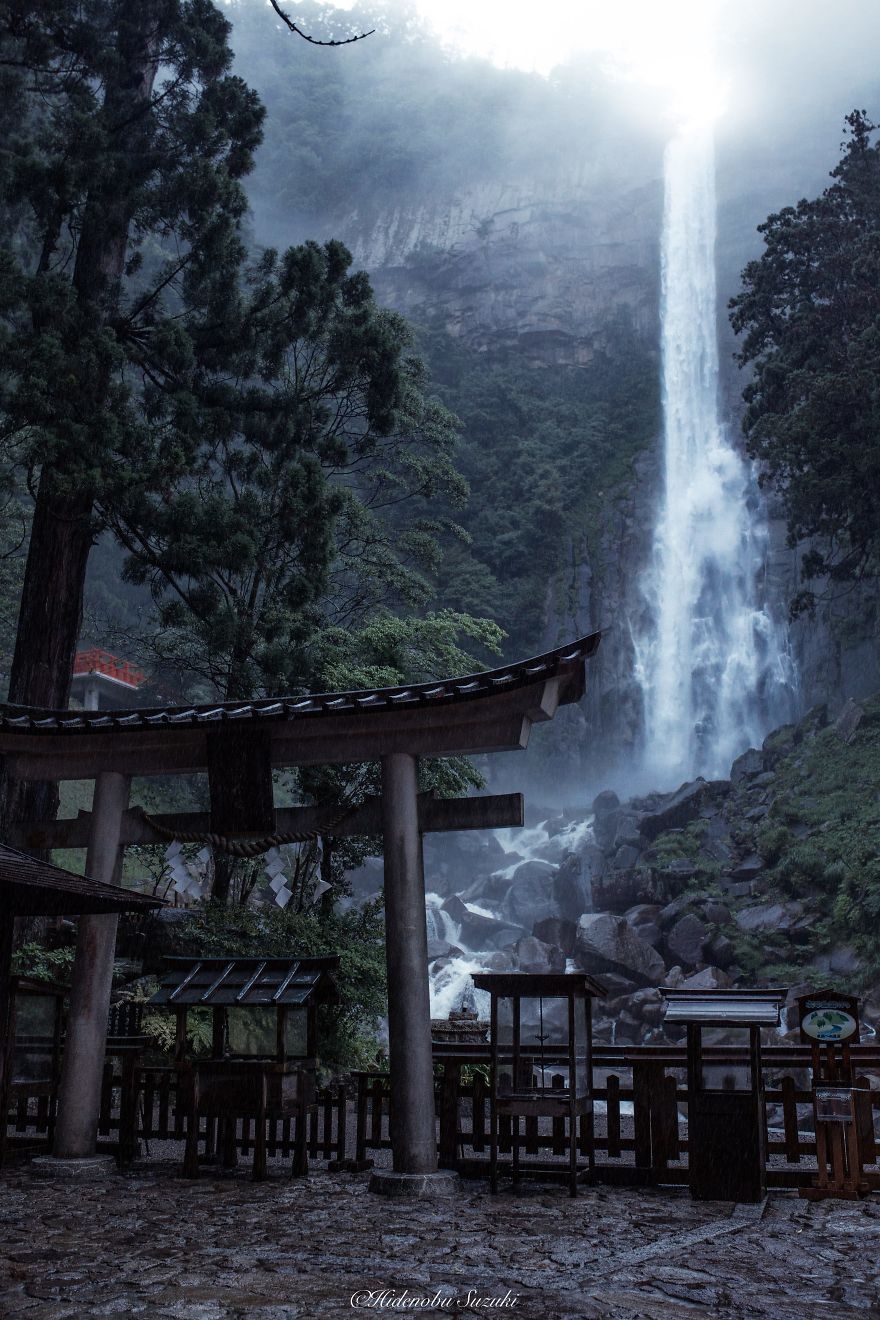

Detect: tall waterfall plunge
635,119,793,786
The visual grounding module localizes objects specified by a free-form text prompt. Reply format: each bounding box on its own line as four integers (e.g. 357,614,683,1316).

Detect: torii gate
1,631,600,1189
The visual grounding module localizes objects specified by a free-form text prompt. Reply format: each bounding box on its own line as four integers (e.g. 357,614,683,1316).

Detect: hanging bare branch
268,0,374,46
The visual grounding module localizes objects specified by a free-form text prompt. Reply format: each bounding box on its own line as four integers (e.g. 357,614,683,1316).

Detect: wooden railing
419,1043,880,1190
5,1043,880,1189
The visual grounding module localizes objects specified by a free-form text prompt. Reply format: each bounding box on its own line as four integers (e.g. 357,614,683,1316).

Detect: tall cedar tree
730,111,880,613
106,238,469,702
0,0,263,829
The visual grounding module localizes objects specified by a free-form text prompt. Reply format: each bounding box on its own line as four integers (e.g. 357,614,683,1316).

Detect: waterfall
635,117,793,786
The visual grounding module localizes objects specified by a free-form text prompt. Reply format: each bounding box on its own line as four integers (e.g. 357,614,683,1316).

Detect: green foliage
0,0,265,507
11,942,76,984
724,694,880,985
142,1006,214,1058
756,824,794,866
774,844,832,897
730,111,880,609
108,238,472,700
415,318,659,656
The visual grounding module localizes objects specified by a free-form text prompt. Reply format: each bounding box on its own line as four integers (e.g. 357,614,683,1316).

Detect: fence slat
855,1075,876,1167
606,1074,621,1158
781,1075,800,1164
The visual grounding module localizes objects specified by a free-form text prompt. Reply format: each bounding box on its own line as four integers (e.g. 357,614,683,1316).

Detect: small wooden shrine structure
472,970,606,1197
1,631,601,1182
152,955,340,1063
1,976,66,1163
0,843,160,1162
662,987,785,1203
151,955,339,1179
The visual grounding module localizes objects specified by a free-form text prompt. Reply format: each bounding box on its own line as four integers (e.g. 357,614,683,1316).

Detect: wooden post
0,912,15,1166
380,752,437,1175
53,771,129,1158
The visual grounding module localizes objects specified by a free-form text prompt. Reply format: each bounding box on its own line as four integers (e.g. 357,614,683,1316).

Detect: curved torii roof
0,632,601,781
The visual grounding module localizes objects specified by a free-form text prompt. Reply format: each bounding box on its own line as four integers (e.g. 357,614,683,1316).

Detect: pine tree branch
267,0,374,46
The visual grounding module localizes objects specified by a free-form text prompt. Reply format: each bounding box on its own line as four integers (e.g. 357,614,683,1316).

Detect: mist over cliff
222,0,880,791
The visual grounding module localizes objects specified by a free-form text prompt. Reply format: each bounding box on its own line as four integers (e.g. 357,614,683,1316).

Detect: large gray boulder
552,853,591,921
638,779,708,842
729,854,765,882
443,895,525,950
513,935,566,974
591,868,670,913
666,913,709,968
575,912,666,986
623,903,662,949
681,966,731,990
735,901,803,935
591,790,621,852
533,916,578,957
610,844,641,871
613,813,643,850
730,747,764,784
706,932,736,968
503,859,558,927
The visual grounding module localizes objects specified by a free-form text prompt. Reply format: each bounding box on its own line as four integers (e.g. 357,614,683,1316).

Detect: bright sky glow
338,0,728,124
425,0,727,123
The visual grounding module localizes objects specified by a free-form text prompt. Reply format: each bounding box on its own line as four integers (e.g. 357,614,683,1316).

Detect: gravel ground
1,1159,879,1319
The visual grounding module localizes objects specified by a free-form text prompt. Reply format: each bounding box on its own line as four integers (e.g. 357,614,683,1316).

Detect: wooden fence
353,1044,880,1191
5,1044,880,1189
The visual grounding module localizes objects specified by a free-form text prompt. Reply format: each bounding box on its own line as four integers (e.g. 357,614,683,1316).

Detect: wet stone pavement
1,1164,879,1319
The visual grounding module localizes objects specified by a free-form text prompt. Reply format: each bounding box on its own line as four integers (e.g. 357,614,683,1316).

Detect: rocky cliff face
344,170,662,366
336,159,879,762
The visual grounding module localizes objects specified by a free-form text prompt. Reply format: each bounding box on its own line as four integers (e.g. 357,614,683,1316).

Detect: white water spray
636,117,792,785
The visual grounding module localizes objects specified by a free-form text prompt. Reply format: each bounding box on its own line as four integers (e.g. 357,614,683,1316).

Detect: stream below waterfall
426,815,595,1018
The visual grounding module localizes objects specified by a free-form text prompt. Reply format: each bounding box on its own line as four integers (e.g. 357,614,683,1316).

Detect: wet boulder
513,935,566,974
729,854,765,882
503,859,558,927
591,868,670,913
575,912,666,986
706,932,736,968
610,844,641,872
638,779,708,842
666,913,709,968
552,853,591,921
533,917,578,957
680,966,731,990
701,899,732,925
730,747,764,784
735,901,802,935
591,790,621,852
613,814,643,850
623,903,662,949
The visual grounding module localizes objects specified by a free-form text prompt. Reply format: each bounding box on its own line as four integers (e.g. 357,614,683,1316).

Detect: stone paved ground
1,1164,879,1319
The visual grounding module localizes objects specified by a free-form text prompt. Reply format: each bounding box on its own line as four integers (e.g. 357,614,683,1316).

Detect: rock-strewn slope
425,693,880,1043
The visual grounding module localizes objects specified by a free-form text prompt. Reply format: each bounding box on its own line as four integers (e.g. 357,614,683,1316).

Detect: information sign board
797,989,859,1045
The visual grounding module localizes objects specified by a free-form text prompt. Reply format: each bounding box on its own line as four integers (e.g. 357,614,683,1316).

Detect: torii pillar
373,753,443,1189
53,772,130,1160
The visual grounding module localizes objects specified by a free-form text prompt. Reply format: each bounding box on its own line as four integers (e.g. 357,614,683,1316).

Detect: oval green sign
802,1008,858,1042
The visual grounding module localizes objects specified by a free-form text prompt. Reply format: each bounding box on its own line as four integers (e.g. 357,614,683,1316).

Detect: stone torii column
371,752,457,1196
52,771,130,1163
